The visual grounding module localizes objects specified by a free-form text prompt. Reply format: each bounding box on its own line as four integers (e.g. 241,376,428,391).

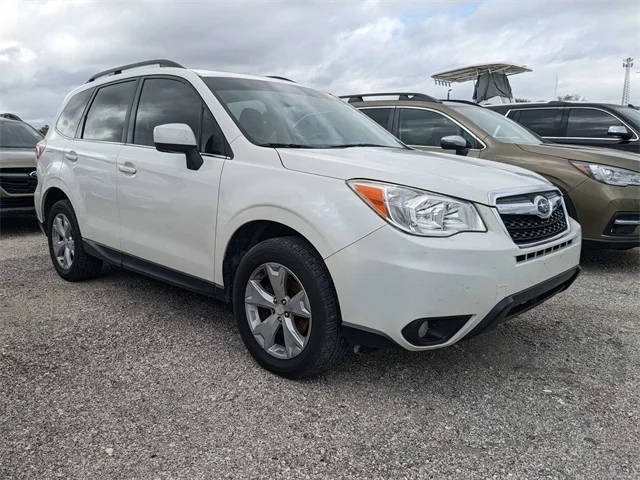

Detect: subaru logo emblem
534,195,552,219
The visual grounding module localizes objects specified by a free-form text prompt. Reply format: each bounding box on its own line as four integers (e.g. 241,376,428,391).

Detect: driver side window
133,78,227,156
398,108,479,148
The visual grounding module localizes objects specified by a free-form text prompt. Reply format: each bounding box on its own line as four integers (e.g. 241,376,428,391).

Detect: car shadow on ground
0,216,40,238
99,262,603,389
580,245,639,272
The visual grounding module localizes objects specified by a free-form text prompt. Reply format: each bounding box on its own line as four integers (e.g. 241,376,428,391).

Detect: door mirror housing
607,125,632,141
441,135,470,156
153,123,203,171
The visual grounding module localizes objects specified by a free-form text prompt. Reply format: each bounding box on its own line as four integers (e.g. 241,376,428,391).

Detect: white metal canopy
431,62,532,86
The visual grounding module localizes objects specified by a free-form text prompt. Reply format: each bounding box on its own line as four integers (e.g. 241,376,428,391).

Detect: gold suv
344,93,640,250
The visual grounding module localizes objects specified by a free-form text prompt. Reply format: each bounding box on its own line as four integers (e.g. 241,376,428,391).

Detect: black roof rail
87,59,184,83
440,99,478,106
339,92,440,104
0,113,22,121
266,75,296,82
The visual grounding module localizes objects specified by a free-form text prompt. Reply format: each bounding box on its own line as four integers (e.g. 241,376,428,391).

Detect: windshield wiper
258,142,317,148
325,143,400,149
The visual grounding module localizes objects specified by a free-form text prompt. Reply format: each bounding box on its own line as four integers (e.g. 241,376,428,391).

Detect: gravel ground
1,217,639,479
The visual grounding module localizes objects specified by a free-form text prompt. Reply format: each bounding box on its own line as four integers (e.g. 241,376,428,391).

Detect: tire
46,199,103,281
233,236,348,378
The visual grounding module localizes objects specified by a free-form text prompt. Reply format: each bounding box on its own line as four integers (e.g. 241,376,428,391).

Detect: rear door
507,108,565,142
65,80,138,248
395,107,483,157
116,76,228,281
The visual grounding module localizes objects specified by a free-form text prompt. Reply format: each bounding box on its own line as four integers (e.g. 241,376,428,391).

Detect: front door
396,107,482,157
116,77,229,281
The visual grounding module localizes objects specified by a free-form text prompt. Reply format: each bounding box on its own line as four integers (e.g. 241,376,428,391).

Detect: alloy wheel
244,262,312,359
51,213,75,270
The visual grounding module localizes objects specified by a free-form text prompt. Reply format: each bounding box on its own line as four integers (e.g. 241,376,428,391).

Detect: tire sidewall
233,239,337,377
47,200,83,280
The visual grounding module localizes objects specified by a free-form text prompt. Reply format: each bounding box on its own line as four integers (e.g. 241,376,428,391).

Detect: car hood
0,148,36,169
277,147,550,205
517,143,640,171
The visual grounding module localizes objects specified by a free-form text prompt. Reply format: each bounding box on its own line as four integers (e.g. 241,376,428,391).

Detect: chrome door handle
64,151,78,162
118,164,137,175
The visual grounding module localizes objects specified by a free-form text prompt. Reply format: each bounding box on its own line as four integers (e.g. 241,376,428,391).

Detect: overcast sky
1,0,638,126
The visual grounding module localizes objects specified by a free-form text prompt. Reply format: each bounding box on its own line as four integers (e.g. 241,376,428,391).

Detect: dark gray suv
488,102,640,153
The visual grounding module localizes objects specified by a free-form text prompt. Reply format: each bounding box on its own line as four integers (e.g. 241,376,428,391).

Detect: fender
214,205,342,286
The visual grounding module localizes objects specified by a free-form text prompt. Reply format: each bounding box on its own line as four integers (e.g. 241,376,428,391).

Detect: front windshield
203,77,404,148
448,104,543,145
0,120,42,148
613,106,640,126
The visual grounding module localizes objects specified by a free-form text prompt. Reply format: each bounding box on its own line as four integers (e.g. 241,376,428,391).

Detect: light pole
622,57,633,105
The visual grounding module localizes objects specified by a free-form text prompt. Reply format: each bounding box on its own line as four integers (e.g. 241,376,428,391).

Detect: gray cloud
0,0,638,127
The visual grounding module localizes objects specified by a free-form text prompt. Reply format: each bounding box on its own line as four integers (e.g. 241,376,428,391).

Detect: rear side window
360,108,393,131
512,109,563,137
56,89,92,138
566,108,624,138
0,120,42,148
398,108,479,148
133,78,226,156
82,81,137,142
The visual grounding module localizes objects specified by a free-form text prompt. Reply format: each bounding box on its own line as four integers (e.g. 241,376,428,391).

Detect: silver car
0,116,42,217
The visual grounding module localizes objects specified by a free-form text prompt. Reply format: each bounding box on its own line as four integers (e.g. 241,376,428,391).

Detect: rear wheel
46,200,102,281
233,236,348,378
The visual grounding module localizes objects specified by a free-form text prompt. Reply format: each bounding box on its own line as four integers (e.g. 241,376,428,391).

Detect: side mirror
441,135,470,156
153,123,203,171
607,125,632,141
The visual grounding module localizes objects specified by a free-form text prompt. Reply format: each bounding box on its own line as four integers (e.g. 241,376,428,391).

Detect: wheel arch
220,219,333,304
42,186,73,227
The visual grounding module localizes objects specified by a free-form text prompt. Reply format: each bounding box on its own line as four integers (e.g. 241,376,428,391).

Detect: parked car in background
487,102,640,153
345,93,640,249
0,115,42,217
35,60,581,377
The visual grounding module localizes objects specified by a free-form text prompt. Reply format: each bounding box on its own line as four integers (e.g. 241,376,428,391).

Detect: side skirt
83,239,228,302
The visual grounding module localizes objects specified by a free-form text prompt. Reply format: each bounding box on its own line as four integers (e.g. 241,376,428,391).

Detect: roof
63,61,296,107
431,62,532,85
339,92,439,103
486,101,630,109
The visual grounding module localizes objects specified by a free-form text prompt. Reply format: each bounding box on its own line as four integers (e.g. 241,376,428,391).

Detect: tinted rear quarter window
566,108,623,138
360,108,393,131
82,81,137,142
512,109,563,137
56,89,93,137
0,120,42,148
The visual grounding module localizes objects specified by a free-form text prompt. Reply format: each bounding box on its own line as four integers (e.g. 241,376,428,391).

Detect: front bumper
0,195,35,217
569,180,640,248
463,265,580,339
326,212,581,351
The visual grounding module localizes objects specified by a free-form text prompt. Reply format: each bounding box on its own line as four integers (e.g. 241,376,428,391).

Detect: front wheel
233,236,348,378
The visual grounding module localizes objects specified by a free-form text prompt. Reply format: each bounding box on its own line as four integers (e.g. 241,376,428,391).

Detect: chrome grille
0,168,38,194
495,190,569,246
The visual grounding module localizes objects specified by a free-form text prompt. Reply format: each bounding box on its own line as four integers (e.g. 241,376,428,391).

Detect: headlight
570,161,640,186
348,180,486,237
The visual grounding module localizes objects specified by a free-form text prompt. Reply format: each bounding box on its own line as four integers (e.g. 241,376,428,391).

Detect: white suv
35,60,581,377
